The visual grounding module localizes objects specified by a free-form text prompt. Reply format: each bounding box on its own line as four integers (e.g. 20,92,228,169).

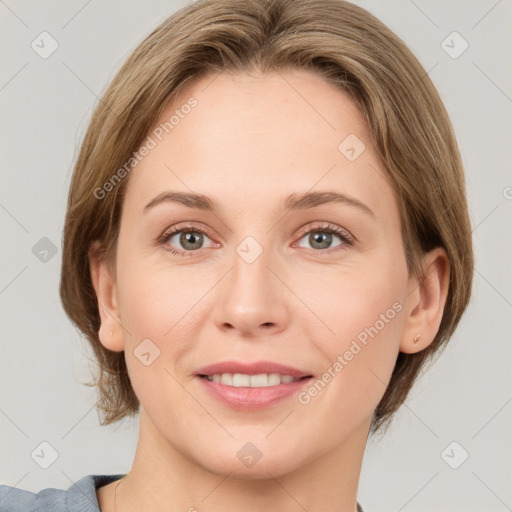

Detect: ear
400,247,450,354
88,240,125,352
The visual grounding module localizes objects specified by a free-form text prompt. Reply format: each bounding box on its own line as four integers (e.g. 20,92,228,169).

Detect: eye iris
180,231,203,250
172,229,340,252
309,231,332,249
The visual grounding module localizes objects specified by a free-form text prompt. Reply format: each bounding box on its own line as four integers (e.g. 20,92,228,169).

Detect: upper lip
196,361,313,378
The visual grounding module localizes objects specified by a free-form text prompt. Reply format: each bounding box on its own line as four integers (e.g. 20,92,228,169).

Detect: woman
0,0,473,510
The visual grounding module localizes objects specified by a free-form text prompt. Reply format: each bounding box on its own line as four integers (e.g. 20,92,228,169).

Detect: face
98,69,419,477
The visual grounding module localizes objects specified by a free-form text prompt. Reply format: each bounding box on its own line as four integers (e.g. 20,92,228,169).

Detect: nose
213,245,290,338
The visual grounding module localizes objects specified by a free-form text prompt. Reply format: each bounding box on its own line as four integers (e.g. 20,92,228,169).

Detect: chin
200,455,301,481
188,436,308,480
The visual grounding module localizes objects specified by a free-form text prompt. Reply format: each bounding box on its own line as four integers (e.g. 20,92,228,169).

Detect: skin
90,69,449,512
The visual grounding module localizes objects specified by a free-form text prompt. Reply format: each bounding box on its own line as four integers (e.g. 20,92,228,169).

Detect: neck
115,409,369,512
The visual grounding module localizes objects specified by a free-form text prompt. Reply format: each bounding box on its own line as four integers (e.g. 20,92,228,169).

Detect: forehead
123,69,395,220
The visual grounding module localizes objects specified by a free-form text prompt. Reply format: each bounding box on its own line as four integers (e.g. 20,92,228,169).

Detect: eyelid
293,221,355,245
157,222,220,249
158,220,355,255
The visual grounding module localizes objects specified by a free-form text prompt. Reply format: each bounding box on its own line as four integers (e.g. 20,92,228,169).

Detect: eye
294,223,354,252
158,221,354,257
159,224,219,256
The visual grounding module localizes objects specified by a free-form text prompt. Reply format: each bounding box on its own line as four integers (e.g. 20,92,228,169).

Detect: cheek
302,259,406,342
116,254,208,341
115,263,207,429
297,260,407,398
114,251,230,403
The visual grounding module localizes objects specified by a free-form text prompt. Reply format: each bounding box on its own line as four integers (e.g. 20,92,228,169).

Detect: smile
200,373,306,387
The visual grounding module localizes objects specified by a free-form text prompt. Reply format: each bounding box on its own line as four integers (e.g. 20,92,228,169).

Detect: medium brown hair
59,0,473,436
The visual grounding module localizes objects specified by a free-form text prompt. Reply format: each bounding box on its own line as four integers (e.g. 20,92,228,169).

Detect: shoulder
0,474,124,512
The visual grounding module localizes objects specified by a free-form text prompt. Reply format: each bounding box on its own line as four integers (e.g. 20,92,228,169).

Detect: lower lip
196,376,313,410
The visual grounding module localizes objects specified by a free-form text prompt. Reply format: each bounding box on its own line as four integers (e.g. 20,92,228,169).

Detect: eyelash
157,222,354,257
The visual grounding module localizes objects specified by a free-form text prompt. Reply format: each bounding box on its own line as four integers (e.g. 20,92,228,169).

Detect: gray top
0,474,365,511
0,475,124,512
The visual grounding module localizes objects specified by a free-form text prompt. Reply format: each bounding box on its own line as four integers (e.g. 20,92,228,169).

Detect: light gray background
1,1,511,511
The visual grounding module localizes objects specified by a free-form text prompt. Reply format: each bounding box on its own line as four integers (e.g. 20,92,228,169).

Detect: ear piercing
413,334,421,345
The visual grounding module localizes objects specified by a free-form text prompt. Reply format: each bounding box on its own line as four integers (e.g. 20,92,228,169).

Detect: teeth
221,373,233,385
233,373,250,387
268,373,280,386
204,373,301,387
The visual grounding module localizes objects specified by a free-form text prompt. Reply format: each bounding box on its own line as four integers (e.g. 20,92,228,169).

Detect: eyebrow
143,190,375,217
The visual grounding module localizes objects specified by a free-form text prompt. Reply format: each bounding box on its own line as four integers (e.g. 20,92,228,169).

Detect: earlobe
88,240,125,352
400,248,450,354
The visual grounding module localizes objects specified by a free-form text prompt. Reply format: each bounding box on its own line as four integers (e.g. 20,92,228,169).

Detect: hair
59,0,473,436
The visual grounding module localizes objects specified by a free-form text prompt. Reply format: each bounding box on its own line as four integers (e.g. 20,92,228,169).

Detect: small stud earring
413,334,421,345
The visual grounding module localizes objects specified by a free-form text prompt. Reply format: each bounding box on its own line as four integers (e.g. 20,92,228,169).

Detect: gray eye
170,231,206,251
299,231,343,250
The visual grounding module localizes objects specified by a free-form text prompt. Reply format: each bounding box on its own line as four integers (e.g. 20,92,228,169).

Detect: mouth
198,373,310,387
195,361,314,410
